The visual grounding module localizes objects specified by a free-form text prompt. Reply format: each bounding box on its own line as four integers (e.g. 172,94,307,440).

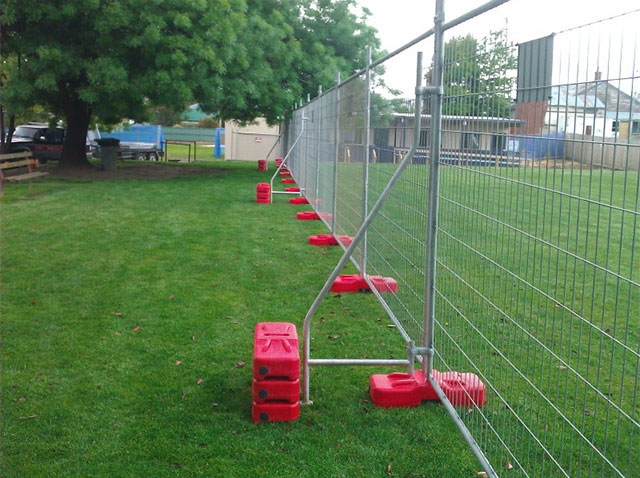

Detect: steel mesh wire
433,15,639,477
285,7,639,477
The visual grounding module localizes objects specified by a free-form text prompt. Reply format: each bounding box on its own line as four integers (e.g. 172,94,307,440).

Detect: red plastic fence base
336,235,353,246
280,171,291,177
289,197,309,205
256,183,270,204
258,160,267,171
253,322,299,380
282,178,296,184
285,187,300,192
275,158,283,166
369,370,486,408
297,212,320,220
252,401,300,423
330,274,398,293
252,378,300,404
307,234,354,246
308,234,338,246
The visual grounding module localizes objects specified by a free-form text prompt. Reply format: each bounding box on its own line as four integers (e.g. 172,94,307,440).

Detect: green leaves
1,0,382,129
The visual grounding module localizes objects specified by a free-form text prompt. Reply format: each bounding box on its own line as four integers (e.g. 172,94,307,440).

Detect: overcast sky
362,0,640,97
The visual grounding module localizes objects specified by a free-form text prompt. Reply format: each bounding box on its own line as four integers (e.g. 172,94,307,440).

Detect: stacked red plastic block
285,187,300,192
289,197,309,205
252,322,300,422
275,158,283,167
282,178,296,184
258,159,267,171
256,183,270,204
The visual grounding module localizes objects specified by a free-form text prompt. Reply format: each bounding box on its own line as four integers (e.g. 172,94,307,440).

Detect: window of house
461,132,480,150
632,121,640,135
611,121,620,133
419,129,429,148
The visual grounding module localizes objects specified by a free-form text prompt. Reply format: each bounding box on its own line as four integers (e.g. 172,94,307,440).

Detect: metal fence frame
278,1,640,476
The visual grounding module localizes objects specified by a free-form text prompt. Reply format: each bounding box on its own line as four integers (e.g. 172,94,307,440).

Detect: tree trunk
60,97,92,168
0,108,16,154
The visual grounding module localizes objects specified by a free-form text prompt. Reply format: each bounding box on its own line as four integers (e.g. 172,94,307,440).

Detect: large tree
1,0,381,167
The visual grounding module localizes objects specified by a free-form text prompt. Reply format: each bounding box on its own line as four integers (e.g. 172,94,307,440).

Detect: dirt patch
43,162,229,180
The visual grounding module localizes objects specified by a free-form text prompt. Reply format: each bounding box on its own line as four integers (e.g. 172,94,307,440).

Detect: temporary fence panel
281,2,640,477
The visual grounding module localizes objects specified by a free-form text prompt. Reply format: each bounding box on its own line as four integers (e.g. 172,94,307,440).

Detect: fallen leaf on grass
507,463,514,470
171,463,182,468
114,331,121,336
114,312,123,316
212,402,219,408
305,418,314,425
477,472,488,477
19,414,37,419
181,392,186,399
387,464,392,474
15,397,26,402
175,361,182,366
192,336,196,341
234,361,246,368
133,326,140,331
169,295,174,300
556,365,567,370
584,408,591,416
328,334,340,340
197,379,204,385
387,324,396,328
30,301,37,305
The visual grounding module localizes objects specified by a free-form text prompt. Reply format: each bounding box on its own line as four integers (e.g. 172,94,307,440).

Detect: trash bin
96,138,120,171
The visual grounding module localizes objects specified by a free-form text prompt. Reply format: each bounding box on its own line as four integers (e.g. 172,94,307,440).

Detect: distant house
546,71,640,139
366,113,523,165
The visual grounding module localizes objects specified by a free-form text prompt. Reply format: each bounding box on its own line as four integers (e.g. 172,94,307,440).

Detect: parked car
9,123,97,161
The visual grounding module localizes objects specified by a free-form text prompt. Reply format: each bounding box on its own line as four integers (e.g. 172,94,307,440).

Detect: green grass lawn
306,160,639,477
1,161,479,477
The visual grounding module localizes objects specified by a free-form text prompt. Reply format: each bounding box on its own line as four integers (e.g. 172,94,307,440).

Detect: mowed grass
0,161,479,477
327,160,639,477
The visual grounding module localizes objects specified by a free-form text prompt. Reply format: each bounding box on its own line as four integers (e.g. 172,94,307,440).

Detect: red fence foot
256,183,270,204
309,234,339,246
369,370,486,408
280,171,291,177
258,159,267,171
289,197,309,205
330,274,398,293
285,187,301,192
252,322,300,423
336,235,353,246
282,178,296,184
297,211,320,220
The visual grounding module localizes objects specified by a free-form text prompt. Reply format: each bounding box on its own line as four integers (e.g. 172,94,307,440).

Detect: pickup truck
9,123,97,161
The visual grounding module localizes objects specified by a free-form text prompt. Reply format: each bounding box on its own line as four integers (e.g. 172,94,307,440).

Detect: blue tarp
214,128,225,158
100,124,164,148
514,132,565,159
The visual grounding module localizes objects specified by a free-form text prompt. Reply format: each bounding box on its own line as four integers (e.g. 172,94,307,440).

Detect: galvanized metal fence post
315,85,322,206
331,72,341,236
421,0,445,378
360,46,372,274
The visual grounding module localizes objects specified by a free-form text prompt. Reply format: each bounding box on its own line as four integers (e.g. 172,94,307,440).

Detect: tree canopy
437,29,516,117
0,0,381,166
